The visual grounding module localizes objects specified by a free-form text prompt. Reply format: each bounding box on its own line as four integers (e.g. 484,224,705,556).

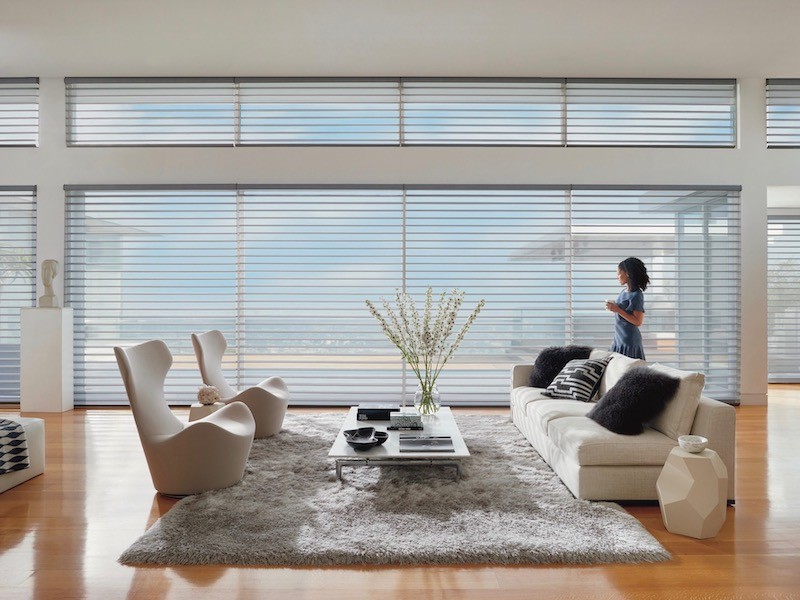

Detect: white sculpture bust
38,259,60,308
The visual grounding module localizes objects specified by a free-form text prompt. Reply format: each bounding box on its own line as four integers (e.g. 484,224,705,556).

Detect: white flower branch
366,287,486,403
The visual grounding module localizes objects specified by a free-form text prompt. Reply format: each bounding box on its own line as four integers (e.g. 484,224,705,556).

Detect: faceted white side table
656,446,728,539
188,402,225,422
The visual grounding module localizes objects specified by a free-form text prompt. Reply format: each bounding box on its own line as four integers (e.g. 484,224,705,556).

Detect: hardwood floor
2,393,799,600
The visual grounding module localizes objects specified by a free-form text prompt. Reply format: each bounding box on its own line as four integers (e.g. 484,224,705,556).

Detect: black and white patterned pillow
541,356,613,402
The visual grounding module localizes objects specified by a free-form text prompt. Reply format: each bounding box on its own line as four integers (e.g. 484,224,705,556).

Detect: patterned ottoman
0,417,45,493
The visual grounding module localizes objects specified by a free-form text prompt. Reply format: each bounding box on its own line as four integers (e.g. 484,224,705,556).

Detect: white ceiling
2,0,800,78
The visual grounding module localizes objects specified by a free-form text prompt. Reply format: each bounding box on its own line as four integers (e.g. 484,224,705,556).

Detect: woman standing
605,257,650,359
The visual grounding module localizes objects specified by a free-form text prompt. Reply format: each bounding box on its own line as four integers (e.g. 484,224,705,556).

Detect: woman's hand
605,300,619,313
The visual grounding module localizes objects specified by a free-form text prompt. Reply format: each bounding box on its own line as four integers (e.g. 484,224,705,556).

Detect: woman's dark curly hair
618,257,650,292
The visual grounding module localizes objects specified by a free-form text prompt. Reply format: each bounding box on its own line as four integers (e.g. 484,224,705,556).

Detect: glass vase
414,382,441,416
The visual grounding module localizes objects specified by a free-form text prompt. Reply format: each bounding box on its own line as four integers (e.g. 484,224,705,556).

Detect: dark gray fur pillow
528,345,593,388
587,367,680,435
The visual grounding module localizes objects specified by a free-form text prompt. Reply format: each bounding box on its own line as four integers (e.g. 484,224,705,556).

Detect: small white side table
656,446,728,539
188,402,225,422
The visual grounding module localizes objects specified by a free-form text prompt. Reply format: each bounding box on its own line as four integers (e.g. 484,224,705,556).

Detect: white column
737,78,769,405
35,77,68,302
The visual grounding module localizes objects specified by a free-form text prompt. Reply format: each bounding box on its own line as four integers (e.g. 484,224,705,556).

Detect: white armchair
114,340,255,497
191,330,289,438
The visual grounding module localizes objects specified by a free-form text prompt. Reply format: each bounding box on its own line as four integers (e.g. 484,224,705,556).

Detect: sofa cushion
587,367,681,435
547,416,677,467
647,363,705,440
528,345,593,388
542,356,612,402
526,399,593,431
596,352,647,397
510,386,550,413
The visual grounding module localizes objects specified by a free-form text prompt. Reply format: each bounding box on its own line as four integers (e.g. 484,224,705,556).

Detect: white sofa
511,352,736,502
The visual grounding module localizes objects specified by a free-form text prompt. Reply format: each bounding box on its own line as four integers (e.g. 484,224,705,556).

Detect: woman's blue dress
610,288,646,359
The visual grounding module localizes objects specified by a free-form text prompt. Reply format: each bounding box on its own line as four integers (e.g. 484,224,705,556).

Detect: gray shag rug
120,413,670,566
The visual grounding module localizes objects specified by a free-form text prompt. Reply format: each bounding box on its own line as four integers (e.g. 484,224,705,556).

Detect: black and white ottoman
0,417,45,493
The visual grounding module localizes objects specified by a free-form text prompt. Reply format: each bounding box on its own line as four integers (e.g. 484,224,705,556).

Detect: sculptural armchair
114,340,255,496
191,330,290,438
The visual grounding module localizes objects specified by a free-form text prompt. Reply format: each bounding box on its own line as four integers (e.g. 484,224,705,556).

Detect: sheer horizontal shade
767,79,800,148
0,187,37,402
768,216,800,381
65,78,737,147
402,80,563,145
66,80,235,145
239,81,400,144
567,80,736,146
0,79,39,146
65,185,740,406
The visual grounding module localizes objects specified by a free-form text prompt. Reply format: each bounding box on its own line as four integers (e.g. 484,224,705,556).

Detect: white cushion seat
525,398,593,431
548,416,678,467
114,340,255,497
191,330,289,438
510,386,550,411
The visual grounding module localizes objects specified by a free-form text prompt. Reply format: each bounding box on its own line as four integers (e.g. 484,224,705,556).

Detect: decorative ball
197,385,221,405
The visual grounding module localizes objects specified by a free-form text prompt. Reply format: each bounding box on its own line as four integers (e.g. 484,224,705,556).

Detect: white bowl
678,435,708,453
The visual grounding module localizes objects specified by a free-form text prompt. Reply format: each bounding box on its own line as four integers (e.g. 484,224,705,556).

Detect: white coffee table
329,407,470,481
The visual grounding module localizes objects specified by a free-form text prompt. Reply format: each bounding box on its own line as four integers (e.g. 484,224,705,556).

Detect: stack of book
398,435,455,453
356,405,400,421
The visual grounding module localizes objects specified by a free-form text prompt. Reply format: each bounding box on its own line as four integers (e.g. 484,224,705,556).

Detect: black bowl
343,427,389,451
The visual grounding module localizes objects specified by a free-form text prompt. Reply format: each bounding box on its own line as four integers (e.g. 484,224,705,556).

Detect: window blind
65,187,238,404
401,80,564,145
0,78,38,146
0,187,37,402
405,187,569,403
239,188,404,402
569,187,741,400
238,80,400,145
766,79,800,148
65,186,404,405
65,77,737,147
66,78,236,146
65,185,741,405
566,79,737,147
768,216,800,381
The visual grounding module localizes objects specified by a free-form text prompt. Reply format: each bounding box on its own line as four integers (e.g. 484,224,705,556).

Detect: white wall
2,76,794,404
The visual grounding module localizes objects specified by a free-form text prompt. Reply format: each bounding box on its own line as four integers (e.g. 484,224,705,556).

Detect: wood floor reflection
1,391,799,600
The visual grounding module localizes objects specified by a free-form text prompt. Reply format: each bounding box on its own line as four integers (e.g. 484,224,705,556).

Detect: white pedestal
20,308,73,413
